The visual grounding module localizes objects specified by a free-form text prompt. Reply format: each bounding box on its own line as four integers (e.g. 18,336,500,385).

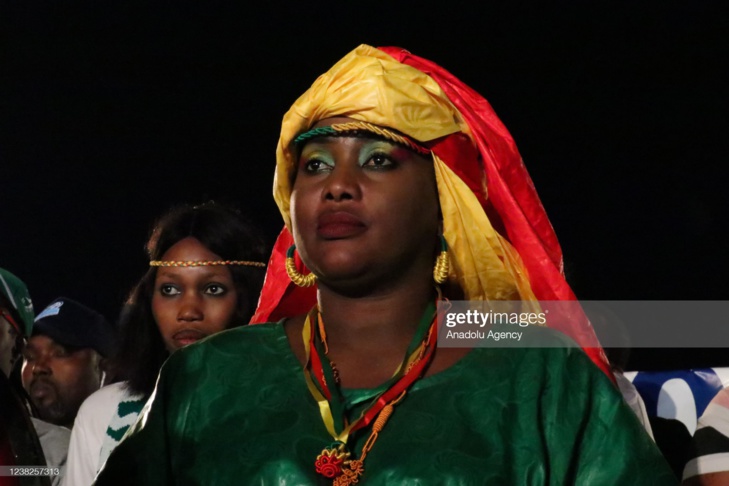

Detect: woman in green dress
94,45,675,485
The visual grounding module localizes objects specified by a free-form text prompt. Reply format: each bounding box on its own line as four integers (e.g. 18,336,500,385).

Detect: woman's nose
323,164,362,202
177,293,203,321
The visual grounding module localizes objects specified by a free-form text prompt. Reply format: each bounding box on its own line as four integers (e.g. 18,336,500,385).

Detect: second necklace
302,302,439,485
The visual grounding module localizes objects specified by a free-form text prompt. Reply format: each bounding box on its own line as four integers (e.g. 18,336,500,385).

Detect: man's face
21,334,102,427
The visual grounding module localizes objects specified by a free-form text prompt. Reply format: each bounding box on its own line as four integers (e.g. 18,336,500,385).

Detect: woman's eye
204,284,226,296
303,158,333,173
363,153,394,169
160,284,180,296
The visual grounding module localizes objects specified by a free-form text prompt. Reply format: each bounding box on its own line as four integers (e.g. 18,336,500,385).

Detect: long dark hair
110,202,267,397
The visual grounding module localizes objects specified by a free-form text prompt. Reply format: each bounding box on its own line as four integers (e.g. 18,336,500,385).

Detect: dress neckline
270,319,476,397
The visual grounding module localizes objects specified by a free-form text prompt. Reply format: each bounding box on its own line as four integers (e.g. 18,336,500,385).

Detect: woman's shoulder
197,320,286,351
435,325,612,392
164,320,291,372
156,320,303,403
453,325,588,364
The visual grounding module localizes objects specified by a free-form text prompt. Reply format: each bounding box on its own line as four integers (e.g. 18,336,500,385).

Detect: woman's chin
307,251,370,280
315,268,380,295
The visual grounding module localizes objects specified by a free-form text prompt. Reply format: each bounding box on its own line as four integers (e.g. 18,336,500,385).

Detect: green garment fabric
94,322,676,485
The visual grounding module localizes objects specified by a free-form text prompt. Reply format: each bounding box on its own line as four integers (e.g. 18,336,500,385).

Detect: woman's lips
172,329,207,348
317,212,366,239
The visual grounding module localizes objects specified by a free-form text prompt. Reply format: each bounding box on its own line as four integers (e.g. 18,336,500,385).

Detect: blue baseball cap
33,297,116,357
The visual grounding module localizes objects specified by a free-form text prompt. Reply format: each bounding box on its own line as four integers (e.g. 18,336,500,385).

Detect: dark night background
1,2,726,370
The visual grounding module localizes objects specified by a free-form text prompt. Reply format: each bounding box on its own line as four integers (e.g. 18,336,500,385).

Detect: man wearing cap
21,297,116,429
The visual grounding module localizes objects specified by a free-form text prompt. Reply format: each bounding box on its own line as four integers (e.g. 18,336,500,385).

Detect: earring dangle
433,235,449,285
285,245,317,287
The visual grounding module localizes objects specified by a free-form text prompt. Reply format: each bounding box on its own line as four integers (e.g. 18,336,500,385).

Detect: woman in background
63,202,266,486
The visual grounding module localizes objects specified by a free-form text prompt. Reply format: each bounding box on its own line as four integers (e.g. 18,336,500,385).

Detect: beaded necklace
302,302,439,484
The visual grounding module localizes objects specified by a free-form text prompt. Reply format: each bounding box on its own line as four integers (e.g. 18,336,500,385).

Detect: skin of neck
314,260,437,362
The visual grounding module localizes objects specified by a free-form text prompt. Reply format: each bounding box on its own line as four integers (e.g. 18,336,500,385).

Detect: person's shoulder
74,382,136,432
197,321,284,350
166,321,286,368
156,321,295,398
31,418,70,472
464,325,583,361
519,325,597,364
31,417,70,442
81,382,135,410
461,325,610,384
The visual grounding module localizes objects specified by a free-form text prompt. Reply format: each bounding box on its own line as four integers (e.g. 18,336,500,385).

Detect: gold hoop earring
433,235,449,285
286,245,317,287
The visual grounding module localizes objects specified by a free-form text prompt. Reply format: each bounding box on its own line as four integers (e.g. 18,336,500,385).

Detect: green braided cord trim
294,122,430,155
294,127,337,144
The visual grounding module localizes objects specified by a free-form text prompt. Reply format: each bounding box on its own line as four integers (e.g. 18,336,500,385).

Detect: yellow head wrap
273,44,536,303
254,44,610,379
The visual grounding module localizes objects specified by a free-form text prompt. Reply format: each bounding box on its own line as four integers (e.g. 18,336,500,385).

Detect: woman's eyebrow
299,145,330,157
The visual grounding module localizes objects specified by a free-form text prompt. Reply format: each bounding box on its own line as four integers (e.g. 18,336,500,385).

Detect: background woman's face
290,118,439,290
151,237,238,351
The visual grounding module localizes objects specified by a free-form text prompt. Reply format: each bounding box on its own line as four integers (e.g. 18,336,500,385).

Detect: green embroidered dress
94,322,676,485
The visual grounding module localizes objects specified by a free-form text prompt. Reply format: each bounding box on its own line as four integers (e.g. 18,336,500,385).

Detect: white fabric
682,388,729,480
712,368,729,388
697,399,729,436
62,382,142,486
624,367,729,436
614,372,654,440
31,417,70,486
683,453,729,480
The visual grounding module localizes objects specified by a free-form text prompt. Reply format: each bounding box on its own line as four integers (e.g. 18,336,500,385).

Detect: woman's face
151,237,238,352
290,118,440,291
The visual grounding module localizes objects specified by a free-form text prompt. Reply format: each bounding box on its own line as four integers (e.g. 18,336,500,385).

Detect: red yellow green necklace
302,301,439,485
